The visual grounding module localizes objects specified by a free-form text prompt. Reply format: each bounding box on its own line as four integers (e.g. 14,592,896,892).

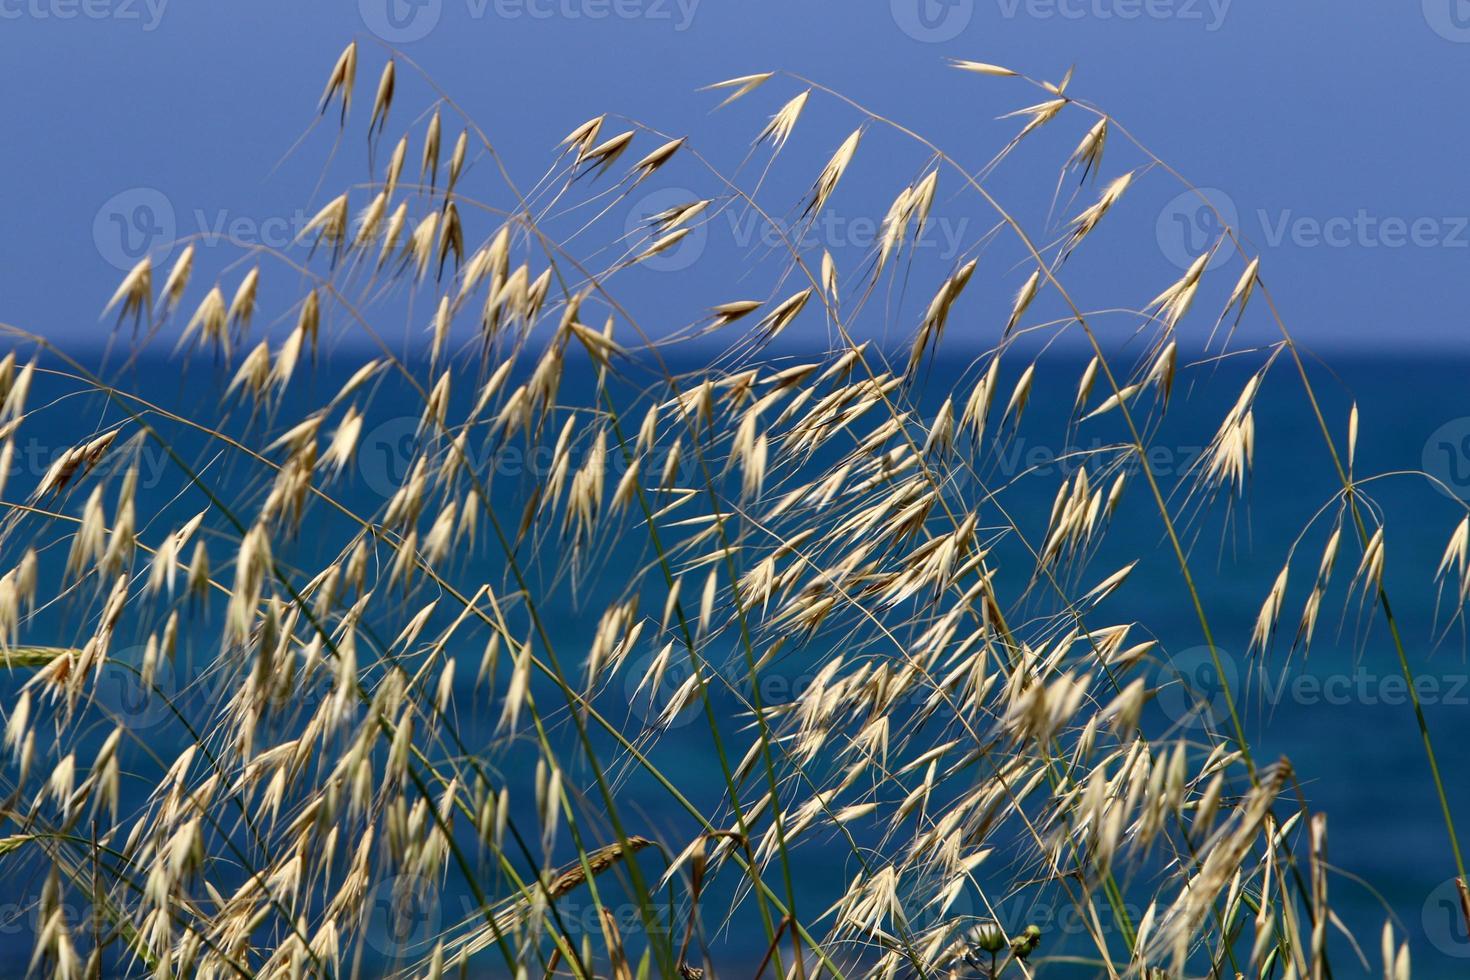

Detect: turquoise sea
1,346,1468,977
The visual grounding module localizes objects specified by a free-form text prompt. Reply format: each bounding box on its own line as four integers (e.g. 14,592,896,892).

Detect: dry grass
0,41,1460,980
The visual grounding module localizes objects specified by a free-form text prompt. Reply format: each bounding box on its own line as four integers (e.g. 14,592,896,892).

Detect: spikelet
46,433,116,506
64,488,105,581
1354,527,1386,601
1197,373,1261,494
569,321,621,367
1,359,31,423
1003,363,1035,426
283,289,320,380
923,398,954,458
407,211,441,280
437,202,464,277
1067,118,1108,182
225,525,272,648
1217,256,1261,337
700,72,772,109
377,200,409,270
960,356,1000,445
226,267,260,335
446,130,468,195
1147,341,1178,407
709,300,762,330
577,131,635,178
757,90,809,151
646,200,709,237
561,115,605,159
158,244,194,315
302,194,349,260
1348,402,1360,471
628,137,684,183
1064,171,1134,258
319,41,357,121
498,638,530,734
1073,356,1099,415
102,257,152,326
907,259,975,376
368,59,395,139
421,109,442,191
804,128,862,218
1249,564,1289,653
1085,561,1137,604
226,341,271,403
1436,517,1469,603
755,288,812,342
1002,96,1067,143
875,171,937,277
635,228,692,265
384,135,408,198
320,407,363,476
949,59,1018,77
1147,252,1209,331
181,285,228,353
1005,269,1040,337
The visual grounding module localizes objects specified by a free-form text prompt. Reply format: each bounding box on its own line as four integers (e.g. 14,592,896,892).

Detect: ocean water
1,346,1468,977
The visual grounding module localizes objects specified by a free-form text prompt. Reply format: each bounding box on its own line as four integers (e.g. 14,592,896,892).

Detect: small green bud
967,921,1006,954
1010,924,1042,960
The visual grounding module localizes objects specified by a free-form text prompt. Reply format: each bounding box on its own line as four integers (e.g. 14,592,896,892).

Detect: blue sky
2,1,1467,351
6,7,1470,973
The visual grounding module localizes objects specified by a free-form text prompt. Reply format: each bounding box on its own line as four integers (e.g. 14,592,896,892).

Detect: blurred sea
1,347,1468,977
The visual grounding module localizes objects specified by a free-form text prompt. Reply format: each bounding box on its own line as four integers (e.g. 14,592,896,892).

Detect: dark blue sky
2,1,1467,351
